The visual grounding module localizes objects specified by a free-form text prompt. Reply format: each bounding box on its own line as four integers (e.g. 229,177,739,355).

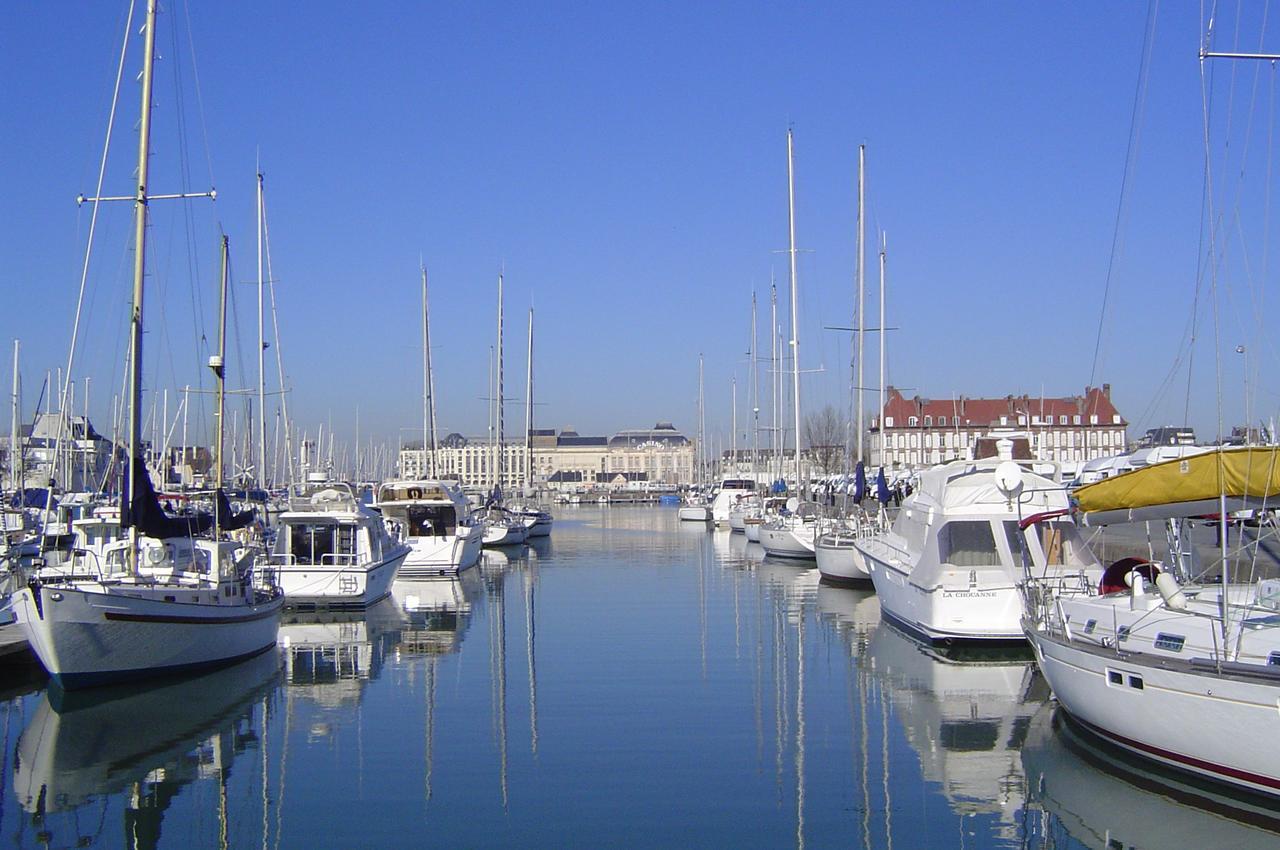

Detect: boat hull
815,536,871,584
860,541,1024,642
14,583,282,689
758,522,816,560
273,546,408,608
677,505,711,522
744,519,762,543
483,523,527,547
399,525,483,577
1028,626,1280,798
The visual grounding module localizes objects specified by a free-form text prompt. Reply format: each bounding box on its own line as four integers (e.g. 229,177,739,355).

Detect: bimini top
910,458,1069,517
1074,446,1280,525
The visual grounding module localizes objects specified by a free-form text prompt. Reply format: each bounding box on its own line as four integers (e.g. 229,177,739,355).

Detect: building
4,412,119,492
397,422,696,490
870,385,1127,469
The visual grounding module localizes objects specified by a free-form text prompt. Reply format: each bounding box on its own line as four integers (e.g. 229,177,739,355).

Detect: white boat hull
1029,627,1280,798
744,520,762,543
758,522,816,560
860,540,1023,642
14,582,282,689
815,536,871,584
678,505,711,522
274,546,408,608
483,522,527,547
399,525,483,577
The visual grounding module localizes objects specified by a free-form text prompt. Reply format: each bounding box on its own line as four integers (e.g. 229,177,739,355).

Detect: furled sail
1074,446,1280,525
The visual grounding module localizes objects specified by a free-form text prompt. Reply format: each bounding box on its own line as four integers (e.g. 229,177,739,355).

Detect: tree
804,405,845,475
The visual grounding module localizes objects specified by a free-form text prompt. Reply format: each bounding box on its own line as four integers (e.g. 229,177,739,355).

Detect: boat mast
256,171,267,490
786,129,802,497
856,144,866,466
750,291,759,487
731,377,737,479
878,232,886,470
497,273,505,495
771,279,779,486
123,0,160,563
422,265,439,477
10,340,19,490
698,355,705,486
211,236,229,536
524,307,534,495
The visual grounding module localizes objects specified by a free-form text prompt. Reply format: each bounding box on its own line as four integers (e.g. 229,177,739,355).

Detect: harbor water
2,506,1277,848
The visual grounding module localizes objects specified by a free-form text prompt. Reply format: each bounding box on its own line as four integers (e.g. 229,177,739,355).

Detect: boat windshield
938,520,1003,567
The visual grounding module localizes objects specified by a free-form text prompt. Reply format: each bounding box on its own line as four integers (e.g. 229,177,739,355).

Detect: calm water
3,507,1278,849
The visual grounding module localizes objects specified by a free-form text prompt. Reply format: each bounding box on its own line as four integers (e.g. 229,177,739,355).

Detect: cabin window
407,505,457,537
1083,619,1097,634
1117,625,1131,642
1129,675,1144,690
1268,651,1280,667
1153,633,1185,652
290,523,335,565
1107,670,1123,685
938,521,1002,567
336,525,357,558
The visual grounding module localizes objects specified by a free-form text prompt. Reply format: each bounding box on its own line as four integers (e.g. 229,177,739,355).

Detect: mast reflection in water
5,507,1277,847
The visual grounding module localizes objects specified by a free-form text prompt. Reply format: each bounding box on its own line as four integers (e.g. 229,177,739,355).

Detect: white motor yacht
677,492,712,523
710,478,756,526
858,442,1100,643
269,477,409,609
376,479,482,577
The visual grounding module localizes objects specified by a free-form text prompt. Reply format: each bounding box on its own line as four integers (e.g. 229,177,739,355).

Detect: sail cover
1074,446,1280,525
124,457,214,538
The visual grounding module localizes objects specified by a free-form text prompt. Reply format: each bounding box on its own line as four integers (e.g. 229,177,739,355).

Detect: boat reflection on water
392,572,482,657
1022,706,1280,849
278,594,404,704
816,583,879,659
867,622,1047,843
12,648,281,848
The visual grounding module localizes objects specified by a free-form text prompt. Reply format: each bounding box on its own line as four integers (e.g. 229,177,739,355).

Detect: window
1107,670,1123,684
1268,651,1280,667
938,416,947,426
290,523,335,565
1153,633,1186,652
924,415,932,427
885,416,894,427
1117,625,1131,642
938,521,1002,567
1073,415,1081,425
1090,414,1099,425
908,416,918,427
1129,675,1144,690
1059,415,1068,425
1083,619,1097,634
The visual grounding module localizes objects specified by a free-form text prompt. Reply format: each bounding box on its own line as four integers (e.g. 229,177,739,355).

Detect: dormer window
924,415,932,427
908,416,918,427
938,416,947,426
1073,415,1081,425
1059,415,1067,425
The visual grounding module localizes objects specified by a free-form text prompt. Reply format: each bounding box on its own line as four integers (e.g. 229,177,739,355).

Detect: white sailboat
481,273,530,547
508,306,552,537
758,129,816,561
1022,447,1280,798
678,355,713,522
15,18,283,686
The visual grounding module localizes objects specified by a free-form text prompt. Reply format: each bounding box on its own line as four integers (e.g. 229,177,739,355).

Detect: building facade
870,385,1127,470
398,422,696,490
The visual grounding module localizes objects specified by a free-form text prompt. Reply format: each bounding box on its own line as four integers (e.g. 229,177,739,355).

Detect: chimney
1102,383,1111,400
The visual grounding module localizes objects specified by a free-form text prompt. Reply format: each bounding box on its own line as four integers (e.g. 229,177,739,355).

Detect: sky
2,2,1277,460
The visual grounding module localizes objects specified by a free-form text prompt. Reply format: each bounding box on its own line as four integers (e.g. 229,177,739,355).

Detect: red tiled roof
878,385,1125,428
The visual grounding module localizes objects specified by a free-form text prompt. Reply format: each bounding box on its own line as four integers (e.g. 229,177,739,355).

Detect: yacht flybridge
268,476,409,608
376,479,482,576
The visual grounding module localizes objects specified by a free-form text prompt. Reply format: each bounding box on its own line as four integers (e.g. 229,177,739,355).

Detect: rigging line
1088,0,1160,391
44,0,136,512
1201,33,1228,445
180,0,219,201
262,187,296,484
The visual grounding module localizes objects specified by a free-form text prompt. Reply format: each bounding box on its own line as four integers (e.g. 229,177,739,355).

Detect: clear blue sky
2,2,1275,455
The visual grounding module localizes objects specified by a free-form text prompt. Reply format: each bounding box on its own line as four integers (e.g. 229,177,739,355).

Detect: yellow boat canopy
1074,446,1280,525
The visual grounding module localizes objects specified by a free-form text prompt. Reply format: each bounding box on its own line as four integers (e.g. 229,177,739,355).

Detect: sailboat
758,129,818,560
677,356,713,522
481,273,528,547
376,266,483,576
14,4,283,688
507,306,552,537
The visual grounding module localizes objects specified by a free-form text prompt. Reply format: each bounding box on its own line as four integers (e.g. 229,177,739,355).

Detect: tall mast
10,340,19,490
731,377,737,478
256,171,267,489
211,236,230,535
422,265,438,477
123,0,159,552
750,291,759,485
698,355,705,485
771,279,779,484
497,273,505,493
524,307,534,495
878,232,886,469
786,129,802,496
856,144,866,465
